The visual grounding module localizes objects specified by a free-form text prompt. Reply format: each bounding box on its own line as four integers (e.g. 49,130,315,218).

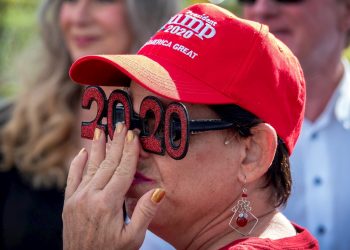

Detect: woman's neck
186,209,280,250
181,188,283,250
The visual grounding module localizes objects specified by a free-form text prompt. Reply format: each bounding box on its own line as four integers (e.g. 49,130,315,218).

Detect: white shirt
141,231,174,250
283,59,350,250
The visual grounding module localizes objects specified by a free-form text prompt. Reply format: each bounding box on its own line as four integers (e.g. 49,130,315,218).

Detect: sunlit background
0,0,39,98
0,0,349,99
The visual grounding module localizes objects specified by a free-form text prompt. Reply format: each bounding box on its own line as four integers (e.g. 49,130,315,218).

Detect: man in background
240,0,350,249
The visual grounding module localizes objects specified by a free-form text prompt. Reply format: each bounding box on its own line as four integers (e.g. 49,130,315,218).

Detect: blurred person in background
240,0,350,249
0,0,178,249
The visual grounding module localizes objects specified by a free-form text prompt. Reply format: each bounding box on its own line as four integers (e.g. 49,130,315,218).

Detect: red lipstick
73,36,98,47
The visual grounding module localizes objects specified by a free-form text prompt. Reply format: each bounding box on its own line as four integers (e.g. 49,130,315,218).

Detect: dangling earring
229,179,258,236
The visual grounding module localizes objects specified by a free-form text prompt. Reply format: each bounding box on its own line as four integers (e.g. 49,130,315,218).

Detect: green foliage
345,48,350,60
0,0,40,98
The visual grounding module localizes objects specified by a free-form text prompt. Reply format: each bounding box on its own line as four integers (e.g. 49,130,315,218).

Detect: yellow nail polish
116,122,123,133
94,128,101,141
151,188,166,203
78,148,86,155
126,130,134,142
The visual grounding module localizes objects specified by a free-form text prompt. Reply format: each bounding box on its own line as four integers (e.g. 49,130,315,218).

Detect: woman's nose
70,0,93,26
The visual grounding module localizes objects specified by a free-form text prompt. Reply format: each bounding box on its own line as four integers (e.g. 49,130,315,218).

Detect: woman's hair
339,0,350,47
211,105,292,208
0,0,179,189
346,1,350,48
126,0,180,52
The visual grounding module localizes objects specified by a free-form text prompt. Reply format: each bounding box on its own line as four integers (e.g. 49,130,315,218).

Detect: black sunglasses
81,86,237,160
238,0,304,5
114,100,235,141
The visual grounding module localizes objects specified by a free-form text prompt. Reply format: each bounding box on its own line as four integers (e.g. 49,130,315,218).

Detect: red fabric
69,3,305,155
219,223,319,250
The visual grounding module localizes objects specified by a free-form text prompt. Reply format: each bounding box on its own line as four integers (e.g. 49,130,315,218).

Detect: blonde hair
0,0,179,189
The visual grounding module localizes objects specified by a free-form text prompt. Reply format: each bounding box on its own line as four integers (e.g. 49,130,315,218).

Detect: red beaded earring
229,180,258,236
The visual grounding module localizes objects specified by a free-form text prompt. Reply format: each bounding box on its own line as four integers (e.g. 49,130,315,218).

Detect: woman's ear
238,123,277,183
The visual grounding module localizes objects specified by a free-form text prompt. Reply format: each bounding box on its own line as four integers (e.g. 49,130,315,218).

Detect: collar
335,58,350,129
304,58,350,132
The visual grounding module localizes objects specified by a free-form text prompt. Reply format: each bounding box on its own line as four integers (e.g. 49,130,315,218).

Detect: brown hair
345,0,350,47
0,0,179,189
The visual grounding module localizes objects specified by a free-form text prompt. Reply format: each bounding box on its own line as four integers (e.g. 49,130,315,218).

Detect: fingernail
78,148,86,155
126,130,134,142
151,188,165,203
116,122,123,133
94,128,102,141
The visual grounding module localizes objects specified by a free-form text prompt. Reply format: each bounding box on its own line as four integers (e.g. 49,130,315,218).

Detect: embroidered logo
142,9,218,60
163,10,217,40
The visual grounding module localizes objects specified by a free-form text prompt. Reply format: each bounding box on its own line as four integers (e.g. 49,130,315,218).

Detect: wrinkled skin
62,125,163,250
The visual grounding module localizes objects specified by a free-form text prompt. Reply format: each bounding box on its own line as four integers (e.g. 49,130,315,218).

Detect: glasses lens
114,105,125,123
170,115,181,146
142,111,156,135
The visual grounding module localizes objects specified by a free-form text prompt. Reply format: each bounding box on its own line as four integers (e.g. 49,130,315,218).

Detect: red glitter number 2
81,87,107,139
81,86,189,160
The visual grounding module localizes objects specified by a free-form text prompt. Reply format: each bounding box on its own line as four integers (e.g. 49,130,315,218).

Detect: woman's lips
73,35,98,47
132,171,154,185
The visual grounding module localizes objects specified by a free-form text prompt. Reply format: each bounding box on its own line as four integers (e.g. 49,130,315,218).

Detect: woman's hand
62,123,165,250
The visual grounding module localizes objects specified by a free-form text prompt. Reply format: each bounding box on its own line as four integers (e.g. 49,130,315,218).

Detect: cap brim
70,54,233,104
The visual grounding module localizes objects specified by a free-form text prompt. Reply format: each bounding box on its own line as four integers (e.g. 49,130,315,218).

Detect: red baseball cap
69,3,305,154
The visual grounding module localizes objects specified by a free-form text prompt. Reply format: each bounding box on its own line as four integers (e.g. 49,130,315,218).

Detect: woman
63,3,319,249
0,0,178,249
